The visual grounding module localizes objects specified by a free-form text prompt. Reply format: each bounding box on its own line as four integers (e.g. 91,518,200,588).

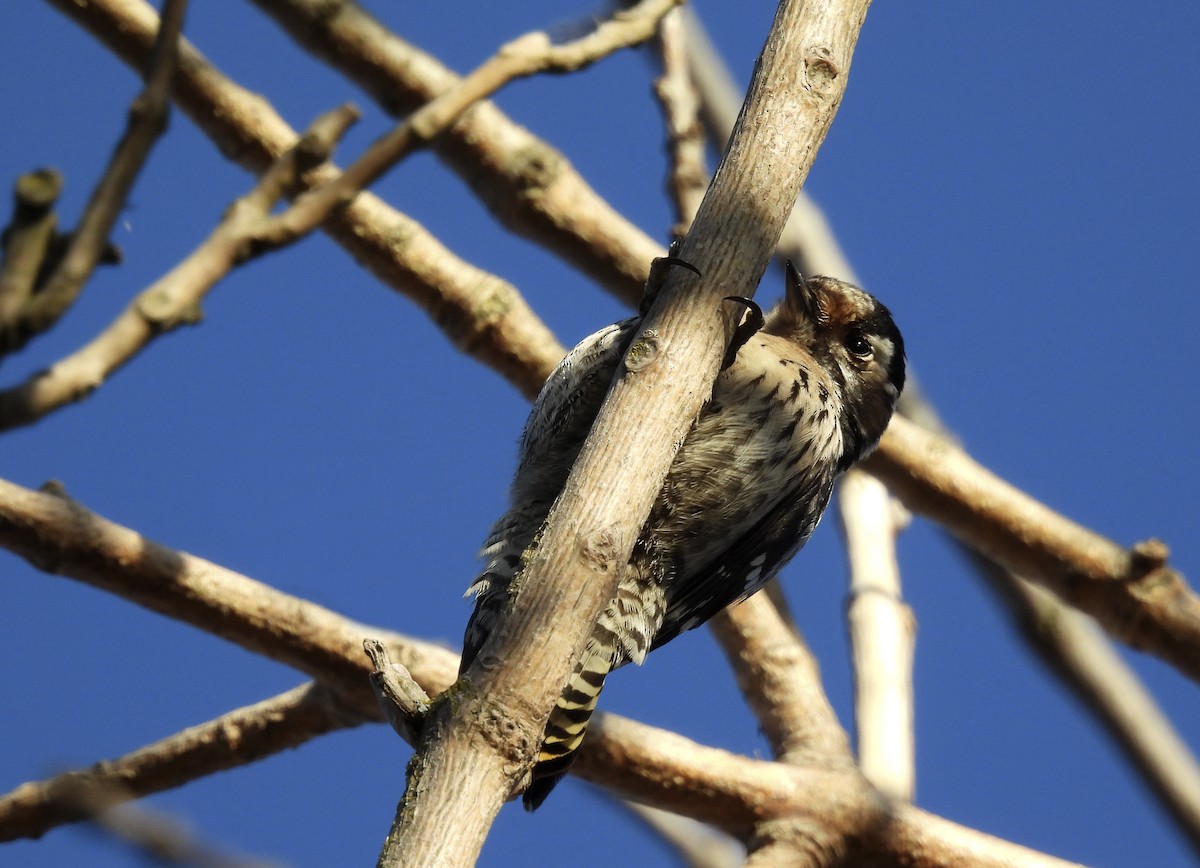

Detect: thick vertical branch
385,1,873,864
838,468,915,800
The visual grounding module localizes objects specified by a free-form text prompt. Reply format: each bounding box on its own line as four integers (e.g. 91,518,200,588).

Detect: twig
837,468,915,801
6,25,649,431
708,594,853,767
0,683,357,843
54,780,283,868
0,169,63,325
652,6,708,235
266,0,684,248
1,0,188,358
46,0,567,401
248,0,663,303
0,104,359,431
364,639,431,744
867,416,1200,683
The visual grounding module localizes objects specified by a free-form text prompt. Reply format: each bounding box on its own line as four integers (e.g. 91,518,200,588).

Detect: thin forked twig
247,0,664,302
3,1,664,432
48,0,567,402
0,0,189,358
0,105,359,431
261,0,684,247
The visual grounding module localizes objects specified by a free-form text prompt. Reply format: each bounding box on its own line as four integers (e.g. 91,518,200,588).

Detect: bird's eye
844,330,872,358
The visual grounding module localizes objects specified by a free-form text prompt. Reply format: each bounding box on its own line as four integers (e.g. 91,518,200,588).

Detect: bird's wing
461,318,638,669
647,468,835,656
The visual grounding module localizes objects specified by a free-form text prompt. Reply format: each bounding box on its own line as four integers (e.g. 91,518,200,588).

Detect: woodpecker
460,261,905,809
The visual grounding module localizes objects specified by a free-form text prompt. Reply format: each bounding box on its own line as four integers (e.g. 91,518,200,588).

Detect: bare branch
0,105,360,431
868,416,1200,683
971,558,1200,854
708,594,853,767
0,169,63,325
0,683,356,843
1,0,188,357
265,0,682,247
837,468,915,801
680,5,856,284
57,0,662,306
0,477,461,702
247,0,664,304
582,715,1085,868
68,789,282,868
365,639,431,744
652,7,708,235
45,0,567,401
0,473,1093,866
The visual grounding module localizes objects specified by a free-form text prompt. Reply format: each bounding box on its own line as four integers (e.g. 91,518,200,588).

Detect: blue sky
2,1,1198,866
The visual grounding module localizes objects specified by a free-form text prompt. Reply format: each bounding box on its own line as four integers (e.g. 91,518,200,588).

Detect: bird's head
767,263,906,466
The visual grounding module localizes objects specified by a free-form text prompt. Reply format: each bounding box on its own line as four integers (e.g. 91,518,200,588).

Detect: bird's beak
784,261,825,324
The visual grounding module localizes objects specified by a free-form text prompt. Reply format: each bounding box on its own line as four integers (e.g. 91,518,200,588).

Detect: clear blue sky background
2,2,1199,866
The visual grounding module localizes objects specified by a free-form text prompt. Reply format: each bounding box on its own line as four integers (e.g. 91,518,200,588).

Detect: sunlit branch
45,0,566,401
0,683,356,844
837,468,915,801
651,6,708,236
709,594,853,766
0,105,359,431
0,0,188,358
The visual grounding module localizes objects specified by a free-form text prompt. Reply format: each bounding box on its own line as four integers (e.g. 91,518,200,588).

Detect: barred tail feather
523,648,613,810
